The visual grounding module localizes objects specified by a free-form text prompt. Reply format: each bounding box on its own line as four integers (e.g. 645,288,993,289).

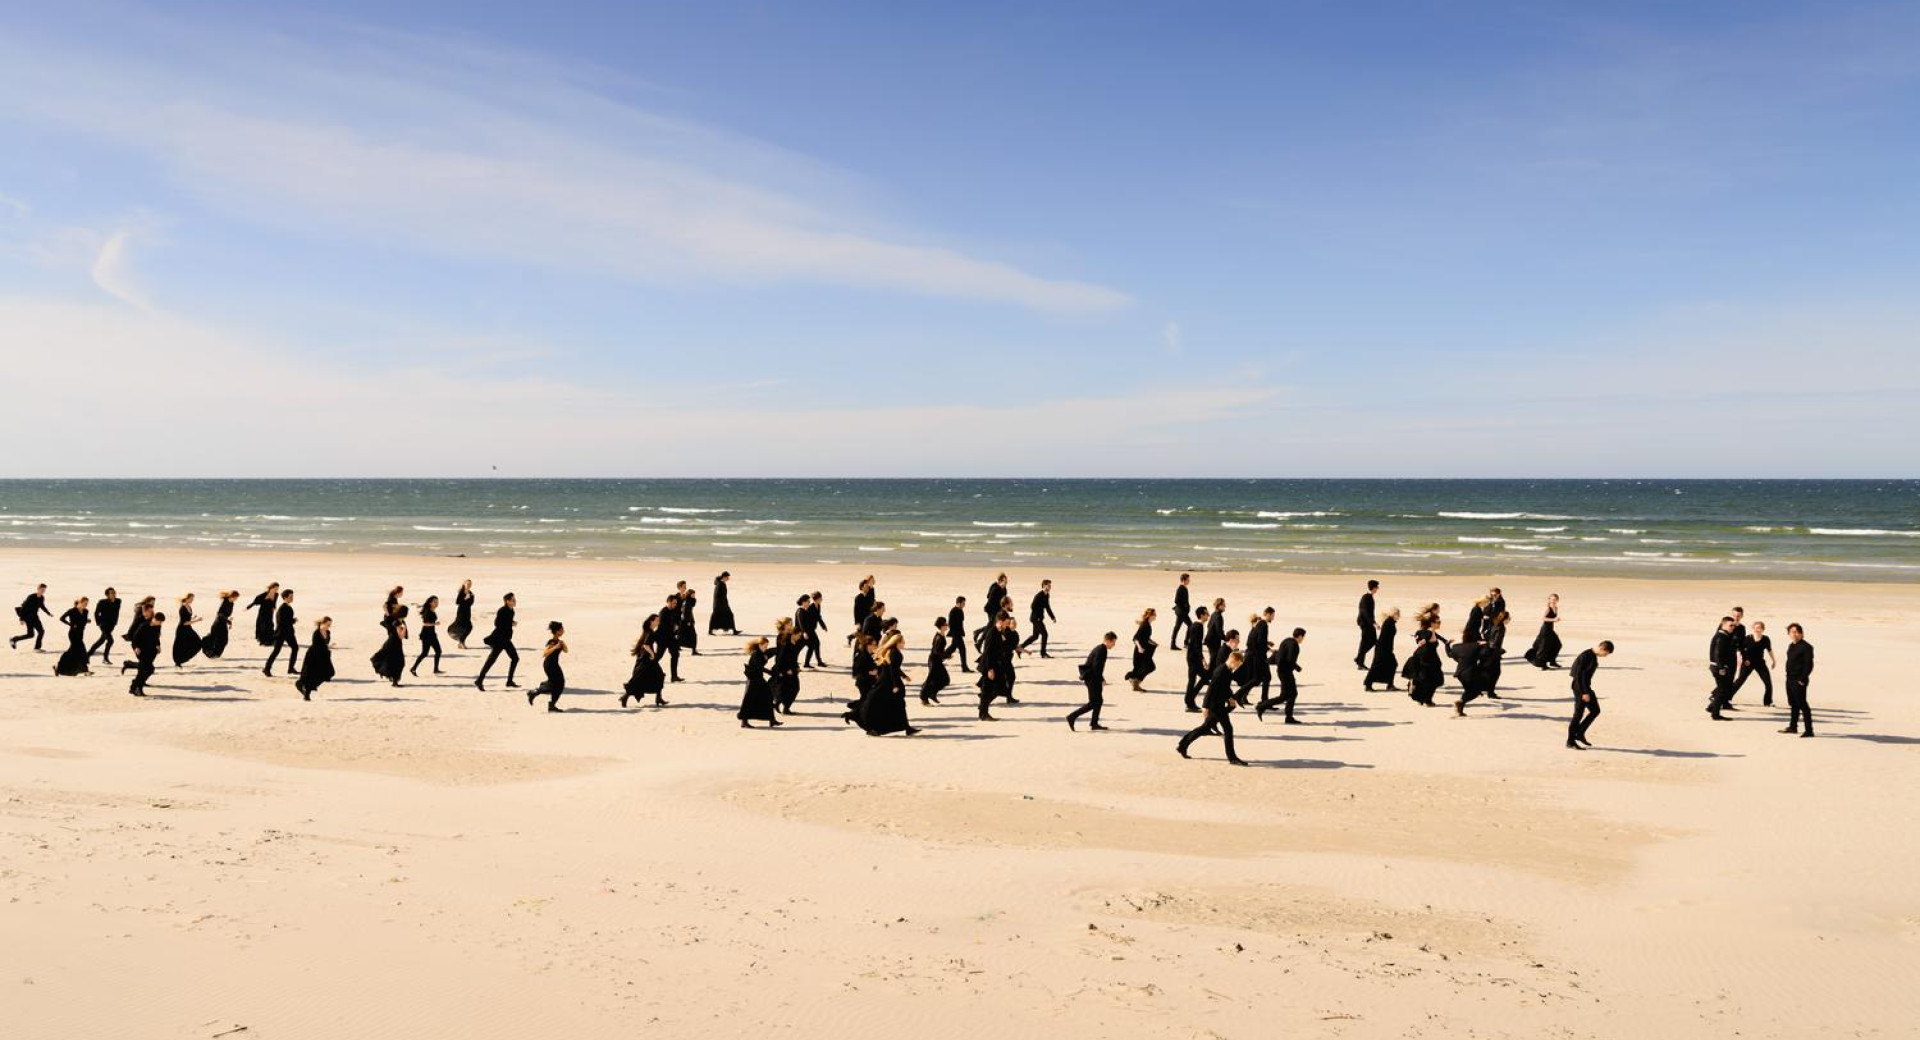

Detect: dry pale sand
2,546,1915,1039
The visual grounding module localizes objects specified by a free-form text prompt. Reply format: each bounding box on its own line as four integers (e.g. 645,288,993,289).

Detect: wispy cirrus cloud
0,19,1128,313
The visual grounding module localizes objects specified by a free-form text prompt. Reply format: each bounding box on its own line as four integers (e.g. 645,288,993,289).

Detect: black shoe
526,689,536,705
1089,723,1108,731
1801,731,1814,738
474,679,485,691
1780,726,1798,734
1228,758,1249,767
1255,705,1268,721
547,704,562,713
1067,716,1077,731
620,693,632,708
505,681,520,689
1566,741,1584,750
1176,745,1190,759
1185,706,1201,714
1003,698,1020,706
1283,718,1301,725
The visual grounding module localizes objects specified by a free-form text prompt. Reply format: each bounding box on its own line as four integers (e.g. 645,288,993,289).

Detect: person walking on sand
1354,579,1378,670
475,592,520,690
1170,574,1192,651
1177,650,1249,766
1183,606,1210,711
295,618,336,701
1566,641,1612,749
1067,631,1117,731
1782,623,1815,738
1257,628,1306,722
1019,579,1057,657
1123,608,1157,691
1706,615,1738,720
10,583,51,651
528,621,568,712
263,589,299,676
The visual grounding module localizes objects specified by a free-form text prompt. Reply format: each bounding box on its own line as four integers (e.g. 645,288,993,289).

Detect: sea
1,479,1916,581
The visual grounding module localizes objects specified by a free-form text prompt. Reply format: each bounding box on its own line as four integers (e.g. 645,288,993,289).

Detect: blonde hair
877,631,905,659
746,637,769,654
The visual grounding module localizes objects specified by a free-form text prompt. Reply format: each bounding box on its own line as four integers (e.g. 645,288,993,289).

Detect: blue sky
1,0,1915,476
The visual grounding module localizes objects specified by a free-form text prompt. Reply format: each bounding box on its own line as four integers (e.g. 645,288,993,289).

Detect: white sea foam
1438,511,1583,520
658,507,734,514
1457,536,1505,543
1221,521,1280,529
1254,510,1342,519
1810,527,1920,537
971,521,1038,528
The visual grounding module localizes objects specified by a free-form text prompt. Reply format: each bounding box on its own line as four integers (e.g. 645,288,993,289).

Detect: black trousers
412,628,442,672
1257,676,1298,719
1066,681,1103,726
265,630,300,672
1177,711,1238,760
1786,678,1813,732
1237,664,1271,703
1170,611,1189,649
1569,693,1600,744
663,642,682,680
1184,660,1206,710
89,629,116,661
1020,619,1049,654
1739,662,1774,705
1355,622,1376,667
803,630,823,667
14,615,45,649
130,652,156,693
478,642,519,682
1708,665,1734,712
949,628,969,671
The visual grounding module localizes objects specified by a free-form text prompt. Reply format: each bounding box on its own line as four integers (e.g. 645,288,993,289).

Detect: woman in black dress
920,617,953,705
201,591,237,659
296,617,335,700
708,572,738,635
447,581,476,648
1524,594,1562,669
249,583,280,646
737,637,780,728
1123,608,1158,691
1364,608,1400,692
172,593,204,667
371,606,408,686
1483,611,1510,697
1402,627,1444,706
678,587,700,656
621,615,669,708
384,586,404,616
411,595,443,676
862,631,919,736
774,624,805,713
55,597,91,676
529,621,567,711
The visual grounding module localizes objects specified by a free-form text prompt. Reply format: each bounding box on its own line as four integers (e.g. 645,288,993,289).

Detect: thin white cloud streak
0,24,1127,312
89,229,149,309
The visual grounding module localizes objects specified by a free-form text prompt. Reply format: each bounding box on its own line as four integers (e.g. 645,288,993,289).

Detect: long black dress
202,598,234,659
844,646,876,724
862,646,913,735
533,639,565,709
371,616,406,683
920,632,952,703
737,648,777,724
171,604,204,666
678,593,699,653
447,588,476,645
250,591,276,646
1525,607,1562,669
622,643,666,706
1364,616,1399,689
55,607,90,675
297,631,335,699
773,636,802,711
1483,622,1507,694
1124,621,1156,682
708,578,737,634
1403,632,1443,705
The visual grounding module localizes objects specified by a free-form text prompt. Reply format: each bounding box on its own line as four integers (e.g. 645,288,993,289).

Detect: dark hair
1367,580,1379,590
955,595,966,604
281,589,294,599
424,595,438,608
1787,623,1803,634
548,620,563,635
1732,605,1744,612
1225,628,1240,642
1720,616,1734,624
1196,606,1210,618
933,617,947,629
797,595,810,606
718,571,730,579
1179,572,1190,581
104,587,116,595
1292,627,1306,638
1598,640,1615,652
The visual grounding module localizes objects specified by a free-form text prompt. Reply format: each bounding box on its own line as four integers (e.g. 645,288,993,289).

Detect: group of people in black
10,569,1823,754
1707,605,1816,736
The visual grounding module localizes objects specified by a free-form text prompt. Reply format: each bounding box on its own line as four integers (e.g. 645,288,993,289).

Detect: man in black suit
10,583,50,651
1170,574,1192,651
1353,580,1377,670
1067,632,1116,731
1484,587,1506,639
1566,640,1612,749
1177,650,1248,766
1257,628,1306,723
977,574,1007,651
1782,623,1815,738
1707,616,1739,720
475,592,519,689
1183,606,1210,712
1203,598,1227,672
90,587,122,664
1020,580,1057,657
263,589,299,675
946,596,970,672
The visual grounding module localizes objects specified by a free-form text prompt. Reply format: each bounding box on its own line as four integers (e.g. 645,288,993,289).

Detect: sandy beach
2,546,1915,1039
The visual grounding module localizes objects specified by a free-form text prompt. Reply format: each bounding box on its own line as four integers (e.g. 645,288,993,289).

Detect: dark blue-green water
2,479,1916,580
